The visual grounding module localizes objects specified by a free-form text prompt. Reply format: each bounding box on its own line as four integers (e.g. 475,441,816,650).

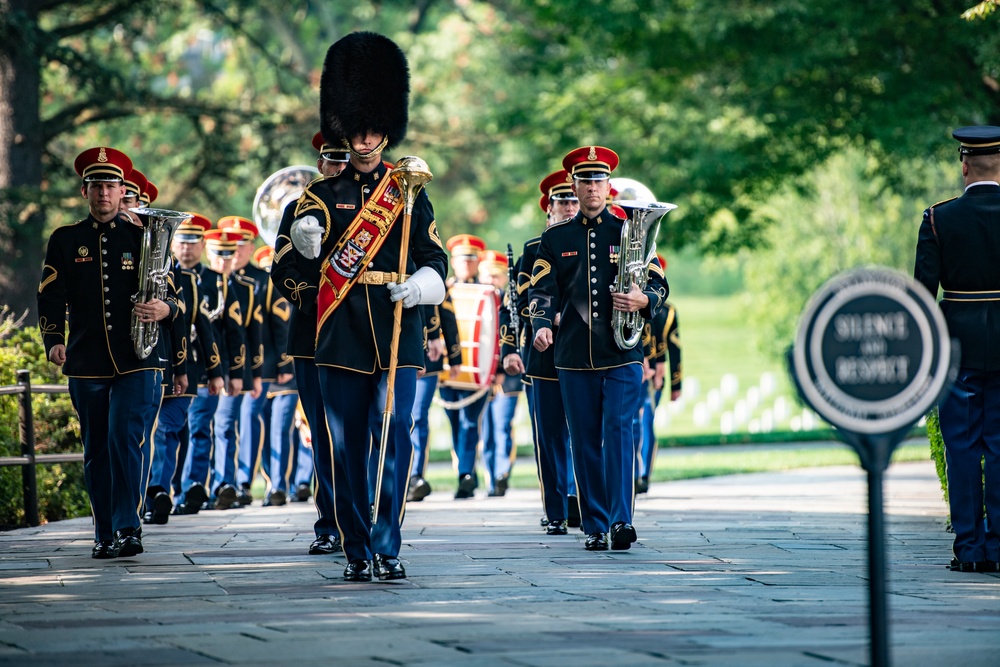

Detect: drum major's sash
315,171,405,340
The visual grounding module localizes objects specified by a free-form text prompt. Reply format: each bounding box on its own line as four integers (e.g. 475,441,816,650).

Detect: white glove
290,215,322,259
387,266,446,308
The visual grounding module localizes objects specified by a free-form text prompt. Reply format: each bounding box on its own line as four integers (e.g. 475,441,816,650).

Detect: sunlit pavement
0,460,997,666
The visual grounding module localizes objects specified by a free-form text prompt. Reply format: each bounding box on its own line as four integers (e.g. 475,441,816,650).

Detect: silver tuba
609,186,677,350
129,207,193,359
253,165,320,246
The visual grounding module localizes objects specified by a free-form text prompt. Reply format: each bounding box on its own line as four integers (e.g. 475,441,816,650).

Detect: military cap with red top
123,169,148,200
478,249,508,276
141,181,158,205
74,146,132,183
204,229,240,257
253,245,274,270
174,212,212,243
953,125,1000,157
217,216,259,245
562,145,619,181
445,233,486,258
312,131,350,163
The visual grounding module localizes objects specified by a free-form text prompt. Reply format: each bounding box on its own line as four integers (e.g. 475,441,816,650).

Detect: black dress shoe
454,473,476,499
178,483,208,515
263,489,286,507
567,495,582,528
344,559,372,582
292,482,312,502
546,520,568,536
494,474,509,496
92,540,115,559
213,483,238,510
407,475,431,502
610,522,637,550
308,534,342,555
977,560,1000,573
236,483,253,507
112,527,143,558
949,558,979,572
373,554,407,580
635,477,650,494
539,516,550,527
585,533,609,551
142,491,171,525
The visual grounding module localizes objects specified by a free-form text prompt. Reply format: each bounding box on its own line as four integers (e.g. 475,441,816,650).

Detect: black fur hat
320,31,410,152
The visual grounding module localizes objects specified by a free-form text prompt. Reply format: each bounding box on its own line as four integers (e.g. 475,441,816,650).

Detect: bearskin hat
320,31,410,152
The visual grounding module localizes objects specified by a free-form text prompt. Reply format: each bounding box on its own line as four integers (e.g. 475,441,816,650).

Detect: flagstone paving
1,460,997,666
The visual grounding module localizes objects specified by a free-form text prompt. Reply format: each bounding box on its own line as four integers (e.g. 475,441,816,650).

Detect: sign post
787,267,957,667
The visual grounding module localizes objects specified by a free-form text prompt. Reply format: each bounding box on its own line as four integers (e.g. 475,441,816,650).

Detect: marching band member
503,170,581,534
270,131,349,555
289,31,447,580
441,233,491,499
636,262,682,493
529,146,667,551
249,245,296,506
38,147,176,558
176,222,245,514
407,301,461,502
218,217,279,506
479,249,521,497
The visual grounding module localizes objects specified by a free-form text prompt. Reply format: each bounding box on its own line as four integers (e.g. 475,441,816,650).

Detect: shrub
926,407,948,504
0,308,90,529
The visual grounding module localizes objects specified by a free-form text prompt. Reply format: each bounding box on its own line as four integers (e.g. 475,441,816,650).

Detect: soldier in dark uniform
530,146,668,551
219,217,283,506
407,300,461,502
636,275,682,494
38,146,176,558
206,224,263,507
145,216,226,523
289,31,448,581
246,245,295,506
914,125,1000,573
269,132,350,554
440,233,492,499
503,169,581,534
479,249,522,496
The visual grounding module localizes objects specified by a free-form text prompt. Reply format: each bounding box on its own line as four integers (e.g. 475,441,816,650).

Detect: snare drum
441,283,500,390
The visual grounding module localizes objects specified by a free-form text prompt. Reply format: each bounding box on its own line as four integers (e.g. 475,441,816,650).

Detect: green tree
741,148,955,358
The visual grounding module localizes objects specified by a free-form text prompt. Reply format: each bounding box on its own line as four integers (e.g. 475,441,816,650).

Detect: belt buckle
366,272,385,285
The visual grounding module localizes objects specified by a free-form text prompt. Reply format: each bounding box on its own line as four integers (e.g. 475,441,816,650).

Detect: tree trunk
0,0,44,325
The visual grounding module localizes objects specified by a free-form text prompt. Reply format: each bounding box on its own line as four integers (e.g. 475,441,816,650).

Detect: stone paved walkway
1,461,998,666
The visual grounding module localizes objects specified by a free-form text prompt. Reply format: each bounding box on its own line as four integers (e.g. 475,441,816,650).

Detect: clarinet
506,243,520,349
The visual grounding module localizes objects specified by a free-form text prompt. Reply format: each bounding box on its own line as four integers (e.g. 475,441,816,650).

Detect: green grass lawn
413,441,931,494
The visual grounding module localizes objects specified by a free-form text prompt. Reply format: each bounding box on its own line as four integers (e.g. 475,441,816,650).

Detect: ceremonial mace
372,156,433,525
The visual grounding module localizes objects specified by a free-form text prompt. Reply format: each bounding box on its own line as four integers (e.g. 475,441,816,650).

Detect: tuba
129,207,193,359
253,165,320,246
609,185,677,350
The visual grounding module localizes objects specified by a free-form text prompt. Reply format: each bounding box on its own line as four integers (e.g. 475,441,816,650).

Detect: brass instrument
253,165,320,246
610,197,676,350
129,207,193,359
373,156,433,525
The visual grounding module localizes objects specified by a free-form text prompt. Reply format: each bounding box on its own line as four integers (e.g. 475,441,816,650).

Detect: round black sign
791,267,952,435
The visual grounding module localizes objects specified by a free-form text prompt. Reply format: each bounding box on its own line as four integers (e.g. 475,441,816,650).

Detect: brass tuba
609,184,677,350
130,207,193,359
253,165,320,247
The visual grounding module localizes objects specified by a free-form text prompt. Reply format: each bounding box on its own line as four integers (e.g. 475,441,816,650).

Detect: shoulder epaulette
543,218,572,232
525,236,541,246
930,195,959,209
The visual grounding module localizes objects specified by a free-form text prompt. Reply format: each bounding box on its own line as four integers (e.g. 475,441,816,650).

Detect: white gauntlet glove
387,266,446,308
290,215,323,259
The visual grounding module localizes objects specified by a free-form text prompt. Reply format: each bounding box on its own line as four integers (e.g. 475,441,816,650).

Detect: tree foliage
1,0,998,319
